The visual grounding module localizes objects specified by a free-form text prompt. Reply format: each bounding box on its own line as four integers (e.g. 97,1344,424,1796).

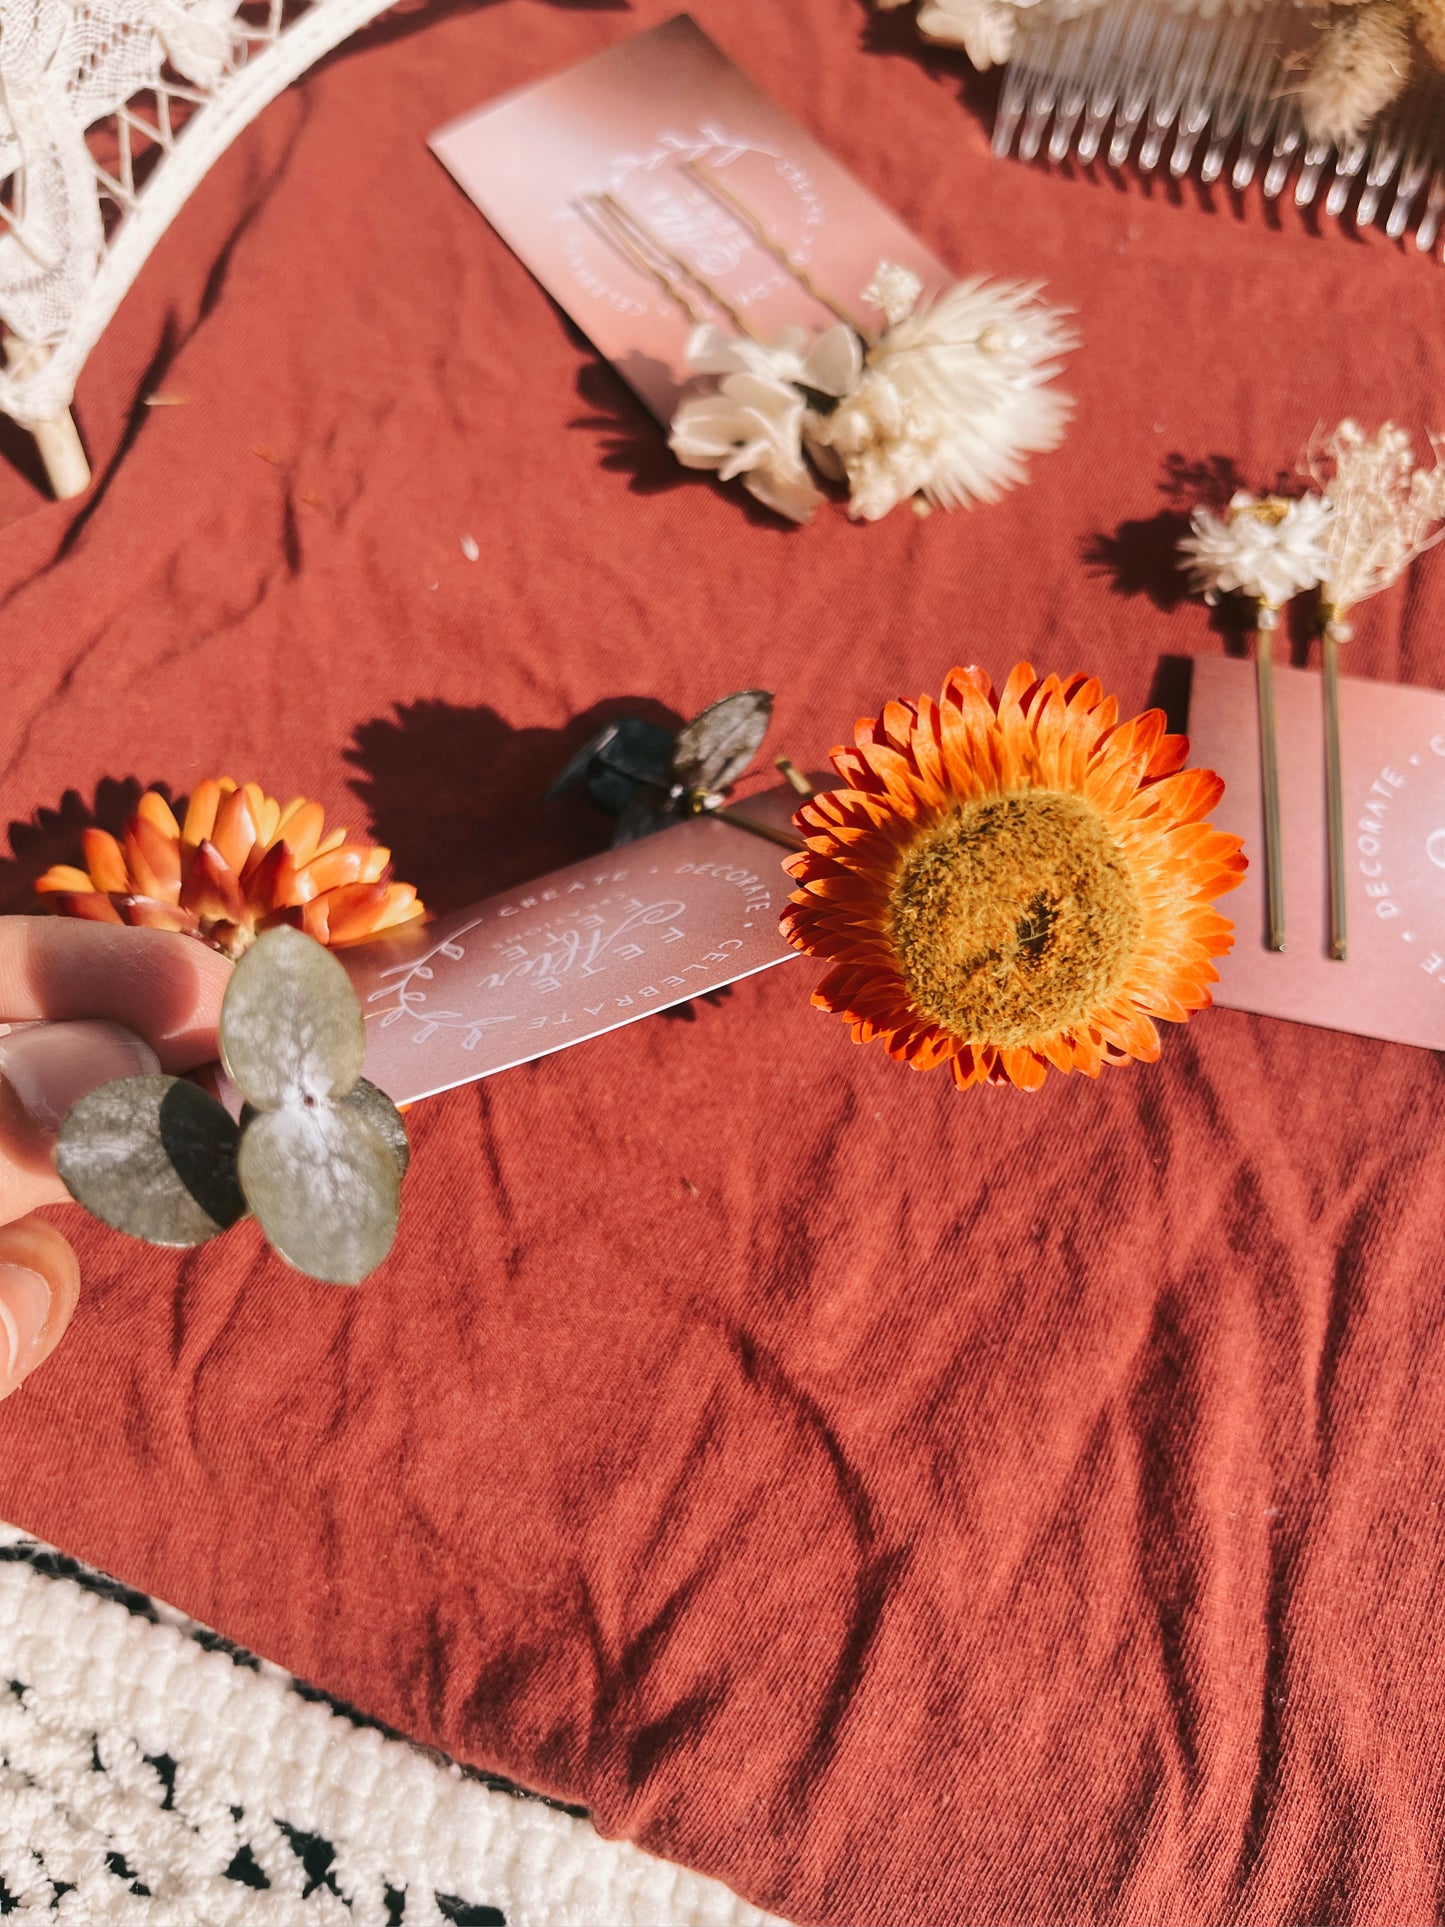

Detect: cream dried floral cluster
877,0,1445,146
1296,0,1445,147
668,262,1076,524
1179,420,1445,629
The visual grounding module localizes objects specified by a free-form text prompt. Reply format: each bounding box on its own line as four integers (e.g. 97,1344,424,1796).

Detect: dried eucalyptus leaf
221,926,365,1111
238,1102,401,1285
672,690,773,795
340,1077,410,1180
57,1075,245,1246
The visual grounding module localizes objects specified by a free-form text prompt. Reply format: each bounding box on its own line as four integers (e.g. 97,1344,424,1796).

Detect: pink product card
429,15,945,422
342,787,803,1108
1186,653,1445,1051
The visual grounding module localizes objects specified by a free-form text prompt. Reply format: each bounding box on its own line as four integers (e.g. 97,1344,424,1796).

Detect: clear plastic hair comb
990,0,1445,254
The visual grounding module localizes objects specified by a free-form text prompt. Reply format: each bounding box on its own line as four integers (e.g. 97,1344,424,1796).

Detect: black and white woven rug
0,1523,787,1926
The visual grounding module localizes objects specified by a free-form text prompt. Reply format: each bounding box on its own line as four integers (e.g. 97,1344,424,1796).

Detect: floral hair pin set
1178,421,1445,960
432,21,1077,527
37,669,1246,1281
578,160,1075,525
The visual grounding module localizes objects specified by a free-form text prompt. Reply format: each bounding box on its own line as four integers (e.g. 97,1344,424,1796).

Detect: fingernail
0,1265,50,1381
0,1020,161,1142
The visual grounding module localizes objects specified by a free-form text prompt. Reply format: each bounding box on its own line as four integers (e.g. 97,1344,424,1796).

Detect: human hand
0,918,230,1402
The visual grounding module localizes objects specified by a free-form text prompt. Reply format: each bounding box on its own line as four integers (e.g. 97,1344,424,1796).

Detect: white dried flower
668,323,862,524
1178,490,1333,609
804,274,1075,522
1297,2,1411,146
863,262,924,328
913,0,1038,68
1304,418,1445,620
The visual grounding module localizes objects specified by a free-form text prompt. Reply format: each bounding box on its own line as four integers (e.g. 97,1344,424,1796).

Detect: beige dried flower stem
1319,610,1350,960
1251,596,1288,954
582,194,761,341
575,195,709,329
679,159,872,340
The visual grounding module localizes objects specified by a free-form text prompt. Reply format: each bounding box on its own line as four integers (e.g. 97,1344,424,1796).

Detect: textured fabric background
2,5,1445,1924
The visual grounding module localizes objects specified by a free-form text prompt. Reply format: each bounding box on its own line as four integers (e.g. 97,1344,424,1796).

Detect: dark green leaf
238,1103,400,1285
672,690,772,796
611,791,674,845
57,1075,246,1247
542,718,678,816
221,926,364,1111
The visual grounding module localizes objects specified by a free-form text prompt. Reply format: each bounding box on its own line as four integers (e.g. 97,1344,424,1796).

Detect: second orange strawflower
37,779,423,958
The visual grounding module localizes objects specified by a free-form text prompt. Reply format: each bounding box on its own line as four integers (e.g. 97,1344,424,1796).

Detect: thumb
0,1217,81,1402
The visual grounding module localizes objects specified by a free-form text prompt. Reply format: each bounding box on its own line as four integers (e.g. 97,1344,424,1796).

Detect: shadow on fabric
0,778,160,917
343,696,685,915
569,359,812,529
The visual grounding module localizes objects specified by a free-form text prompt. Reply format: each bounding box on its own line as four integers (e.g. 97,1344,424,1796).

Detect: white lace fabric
0,0,398,428
0,1523,789,1926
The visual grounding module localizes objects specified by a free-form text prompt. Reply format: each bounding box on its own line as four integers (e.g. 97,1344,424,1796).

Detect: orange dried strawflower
38,779,423,958
781,664,1246,1092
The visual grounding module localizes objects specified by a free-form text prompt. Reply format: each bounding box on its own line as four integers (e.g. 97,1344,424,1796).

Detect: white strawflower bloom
913,0,1041,69
1297,3,1412,147
683,323,863,397
864,262,924,328
1303,419,1445,626
804,272,1075,522
668,323,862,525
1178,490,1333,609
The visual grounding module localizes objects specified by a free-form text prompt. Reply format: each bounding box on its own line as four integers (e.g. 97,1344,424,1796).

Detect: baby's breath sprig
1178,490,1333,954
1301,421,1445,960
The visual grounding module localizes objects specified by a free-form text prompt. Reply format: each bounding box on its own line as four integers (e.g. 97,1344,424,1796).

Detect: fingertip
0,919,232,1071
0,1216,80,1402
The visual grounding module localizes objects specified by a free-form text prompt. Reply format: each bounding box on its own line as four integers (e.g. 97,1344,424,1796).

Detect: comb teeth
995,0,1445,255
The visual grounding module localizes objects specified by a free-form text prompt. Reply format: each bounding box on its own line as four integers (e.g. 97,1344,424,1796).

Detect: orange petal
255,793,281,847
321,881,396,946
179,840,248,927
123,813,182,903
272,796,309,838
182,780,223,850
136,791,181,841
53,891,124,924
210,786,261,877
279,801,326,865
244,838,300,914
121,896,196,934
293,845,379,897
36,865,95,895
300,897,332,944
365,884,423,932
82,828,129,895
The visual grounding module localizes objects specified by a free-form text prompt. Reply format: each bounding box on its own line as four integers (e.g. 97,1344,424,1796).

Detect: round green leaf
237,1102,400,1285
240,1077,410,1183
221,926,365,1111
340,1077,411,1180
57,1075,246,1246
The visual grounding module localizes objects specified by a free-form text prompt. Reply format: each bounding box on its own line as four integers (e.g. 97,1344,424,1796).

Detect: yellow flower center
888,791,1144,1048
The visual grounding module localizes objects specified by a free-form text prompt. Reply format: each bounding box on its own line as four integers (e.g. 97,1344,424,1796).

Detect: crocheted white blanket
0,1522,788,1926
0,1,401,430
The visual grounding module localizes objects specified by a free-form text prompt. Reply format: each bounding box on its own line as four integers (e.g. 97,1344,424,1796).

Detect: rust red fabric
4,5,1445,1922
